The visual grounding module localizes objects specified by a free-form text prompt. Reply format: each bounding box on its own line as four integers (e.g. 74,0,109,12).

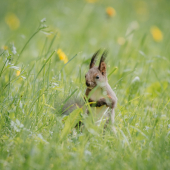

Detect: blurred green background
0,0,170,169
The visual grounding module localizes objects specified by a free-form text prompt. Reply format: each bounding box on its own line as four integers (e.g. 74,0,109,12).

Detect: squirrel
62,49,117,131
84,49,117,131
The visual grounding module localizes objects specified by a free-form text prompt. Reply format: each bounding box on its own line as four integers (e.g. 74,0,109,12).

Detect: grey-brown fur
85,50,117,132
62,97,84,115
62,50,117,132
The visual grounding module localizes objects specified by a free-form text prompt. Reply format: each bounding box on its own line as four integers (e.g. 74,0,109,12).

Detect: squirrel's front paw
106,97,115,108
96,98,107,107
106,102,114,108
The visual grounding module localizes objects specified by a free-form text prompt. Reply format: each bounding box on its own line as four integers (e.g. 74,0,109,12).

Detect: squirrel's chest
89,88,109,123
90,88,107,101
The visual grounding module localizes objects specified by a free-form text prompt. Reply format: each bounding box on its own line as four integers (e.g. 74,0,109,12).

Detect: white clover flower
144,126,150,132
41,18,46,23
84,150,92,157
11,44,17,54
132,76,140,83
11,119,24,132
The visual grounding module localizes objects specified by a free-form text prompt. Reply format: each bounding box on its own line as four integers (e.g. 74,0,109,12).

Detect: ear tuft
100,62,106,75
98,50,108,75
100,50,107,63
90,49,100,68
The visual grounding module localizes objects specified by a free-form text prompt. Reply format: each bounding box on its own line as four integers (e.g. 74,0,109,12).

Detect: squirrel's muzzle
86,82,90,87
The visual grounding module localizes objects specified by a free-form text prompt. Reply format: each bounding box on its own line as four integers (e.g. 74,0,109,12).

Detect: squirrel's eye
96,75,99,79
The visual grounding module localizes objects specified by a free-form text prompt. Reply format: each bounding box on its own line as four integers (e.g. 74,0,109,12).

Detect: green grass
0,0,170,169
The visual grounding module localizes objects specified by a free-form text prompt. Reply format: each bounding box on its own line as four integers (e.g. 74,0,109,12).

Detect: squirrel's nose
86,82,90,87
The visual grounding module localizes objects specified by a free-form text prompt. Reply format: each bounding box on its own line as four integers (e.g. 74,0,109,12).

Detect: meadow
0,0,170,169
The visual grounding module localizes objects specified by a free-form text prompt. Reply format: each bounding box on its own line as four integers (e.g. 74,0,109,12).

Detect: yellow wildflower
2,46,8,50
57,49,68,64
135,1,148,15
46,26,58,39
150,26,163,42
16,70,20,76
117,37,125,45
50,164,54,168
5,13,20,30
86,0,97,3
106,7,116,17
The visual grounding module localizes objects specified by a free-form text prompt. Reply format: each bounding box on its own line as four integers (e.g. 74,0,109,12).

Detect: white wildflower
11,119,24,132
41,18,46,23
11,44,17,54
132,76,140,83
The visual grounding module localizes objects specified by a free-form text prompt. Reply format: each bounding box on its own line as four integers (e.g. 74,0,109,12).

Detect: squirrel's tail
61,97,84,128
62,97,84,115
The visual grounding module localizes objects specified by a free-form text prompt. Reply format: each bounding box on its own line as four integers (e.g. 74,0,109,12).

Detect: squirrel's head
85,50,108,89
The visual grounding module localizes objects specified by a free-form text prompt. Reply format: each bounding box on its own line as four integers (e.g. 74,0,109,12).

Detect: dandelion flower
86,0,97,3
106,7,116,17
117,37,125,45
16,70,20,76
5,13,20,30
150,26,163,42
57,49,68,64
2,46,8,50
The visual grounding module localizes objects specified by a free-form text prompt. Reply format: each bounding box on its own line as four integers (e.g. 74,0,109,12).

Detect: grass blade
35,50,55,80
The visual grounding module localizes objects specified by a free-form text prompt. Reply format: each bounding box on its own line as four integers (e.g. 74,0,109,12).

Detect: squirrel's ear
90,49,100,69
98,50,107,76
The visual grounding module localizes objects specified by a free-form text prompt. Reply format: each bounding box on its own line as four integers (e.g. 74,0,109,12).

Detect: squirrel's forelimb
88,98,108,107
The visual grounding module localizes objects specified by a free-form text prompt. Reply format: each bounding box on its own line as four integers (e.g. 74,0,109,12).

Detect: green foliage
0,0,170,169
60,108,82,141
